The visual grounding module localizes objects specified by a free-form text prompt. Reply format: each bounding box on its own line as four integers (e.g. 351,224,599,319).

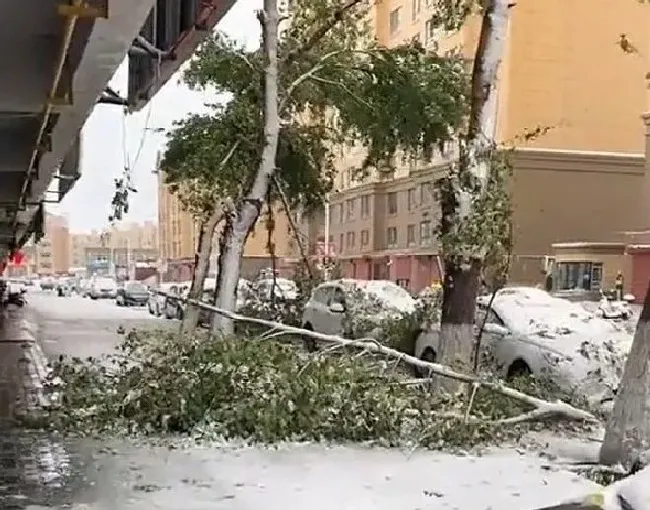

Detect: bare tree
213,0,280,334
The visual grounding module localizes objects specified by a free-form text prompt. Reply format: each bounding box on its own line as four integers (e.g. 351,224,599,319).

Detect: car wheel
302,323,318,352
507,359,532,380
417,347,437,378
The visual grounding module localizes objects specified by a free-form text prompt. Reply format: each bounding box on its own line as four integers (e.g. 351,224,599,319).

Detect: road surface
0,292,602,509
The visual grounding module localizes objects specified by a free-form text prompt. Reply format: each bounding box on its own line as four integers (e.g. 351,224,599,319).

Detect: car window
332,287,346,306
313,286,333,304
169,286,179,295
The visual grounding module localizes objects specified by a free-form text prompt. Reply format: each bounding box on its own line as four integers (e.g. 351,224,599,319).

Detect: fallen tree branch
154,291,599,425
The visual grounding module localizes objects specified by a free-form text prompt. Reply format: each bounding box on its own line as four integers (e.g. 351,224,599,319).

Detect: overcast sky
52,0,261,233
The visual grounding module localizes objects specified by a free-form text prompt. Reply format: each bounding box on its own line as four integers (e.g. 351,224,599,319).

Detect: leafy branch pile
38,329,593,448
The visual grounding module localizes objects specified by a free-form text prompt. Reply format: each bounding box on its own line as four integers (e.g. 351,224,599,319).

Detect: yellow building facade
156,167,296,280
318,0,650,290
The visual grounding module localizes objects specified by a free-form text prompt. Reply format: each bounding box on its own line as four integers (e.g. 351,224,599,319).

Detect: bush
36,329,592,449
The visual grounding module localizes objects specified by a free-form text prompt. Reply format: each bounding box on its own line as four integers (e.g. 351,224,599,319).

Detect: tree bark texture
212,0,280,335
182,209,221,333
600,280,650,467
438,0,511,378
438,259,481,379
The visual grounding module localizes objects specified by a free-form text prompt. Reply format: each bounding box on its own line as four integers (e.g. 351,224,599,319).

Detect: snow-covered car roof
480,288,632,407
334,279,416,314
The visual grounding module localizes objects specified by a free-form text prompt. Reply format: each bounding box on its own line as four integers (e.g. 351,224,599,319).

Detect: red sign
9,251,26,266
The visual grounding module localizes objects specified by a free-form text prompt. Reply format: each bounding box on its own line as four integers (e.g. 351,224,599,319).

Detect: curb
1,308,52,415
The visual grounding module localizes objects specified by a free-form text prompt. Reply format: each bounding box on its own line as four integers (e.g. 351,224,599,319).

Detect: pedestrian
544,271,553,292
615,270,624,301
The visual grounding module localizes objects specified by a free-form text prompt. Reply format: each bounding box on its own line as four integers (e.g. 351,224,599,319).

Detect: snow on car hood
493,295,631,407
339,279,417,316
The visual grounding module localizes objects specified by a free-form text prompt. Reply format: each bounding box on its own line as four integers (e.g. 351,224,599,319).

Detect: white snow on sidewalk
82,443,602,510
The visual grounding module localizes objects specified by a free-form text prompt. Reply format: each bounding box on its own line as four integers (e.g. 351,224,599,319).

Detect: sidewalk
0,305,49,423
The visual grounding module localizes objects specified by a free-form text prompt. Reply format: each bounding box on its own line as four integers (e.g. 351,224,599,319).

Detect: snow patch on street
82,443,602,510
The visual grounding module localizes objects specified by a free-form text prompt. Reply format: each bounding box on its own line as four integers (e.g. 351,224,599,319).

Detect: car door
308,285,334,333
475,305,510,370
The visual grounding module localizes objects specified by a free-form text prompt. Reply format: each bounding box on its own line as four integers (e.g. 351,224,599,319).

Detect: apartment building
313,0,650,292
157,166,295,280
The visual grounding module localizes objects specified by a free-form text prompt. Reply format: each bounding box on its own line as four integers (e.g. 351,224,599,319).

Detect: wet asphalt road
0,291,602,510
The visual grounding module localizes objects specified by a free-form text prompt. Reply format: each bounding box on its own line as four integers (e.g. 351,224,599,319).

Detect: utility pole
323,194,331,280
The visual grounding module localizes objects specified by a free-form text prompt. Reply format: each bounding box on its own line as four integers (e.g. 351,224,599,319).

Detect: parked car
301,279,417,336
414,286,631,409
88,276,118,299
164,282,190,320
198,278,254,328
148,282,175,316
255,277,299,302
116,280,150,307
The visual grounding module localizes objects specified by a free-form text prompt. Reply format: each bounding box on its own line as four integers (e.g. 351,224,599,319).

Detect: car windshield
126,282,147,292
362,281,415,311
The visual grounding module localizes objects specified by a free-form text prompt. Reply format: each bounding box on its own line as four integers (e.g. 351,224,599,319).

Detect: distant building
71,222,158,274
156,162,295,281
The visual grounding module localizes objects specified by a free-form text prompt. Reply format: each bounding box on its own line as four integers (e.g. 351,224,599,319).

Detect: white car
256,278,299,301
415,287,631,409
301,279,417,336
88,276,118,299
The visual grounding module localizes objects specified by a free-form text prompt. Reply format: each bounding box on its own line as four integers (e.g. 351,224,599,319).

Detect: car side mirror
483,323,508,336
329,302,345,313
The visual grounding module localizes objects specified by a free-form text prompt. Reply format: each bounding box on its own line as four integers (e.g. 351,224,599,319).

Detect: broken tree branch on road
157,290,598,425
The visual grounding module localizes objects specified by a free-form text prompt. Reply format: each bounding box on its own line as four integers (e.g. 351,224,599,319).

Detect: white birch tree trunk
438,0,511,379
182,209,221,333
212,0,280,335
600,281,650,467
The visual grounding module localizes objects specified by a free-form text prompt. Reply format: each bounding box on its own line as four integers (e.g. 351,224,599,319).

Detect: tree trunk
182,209,221,333
211,0,280,335
212,214,250,336
437,0,511,379
599,281,650,467
438,259,481,378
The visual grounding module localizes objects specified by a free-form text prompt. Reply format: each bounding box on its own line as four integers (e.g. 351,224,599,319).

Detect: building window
361,230,369,246
425,17,440,46
387,227,398,248
346,232,356,248
345,198,356,221
340,233,345,253
420,221,432,245
419,182,433,205
338,203,344,224
407,188,417,211
411,0,421,21
389,7,401,35
387,192,398,214
555,262,603,291
407,224,416,246
361,195,370,218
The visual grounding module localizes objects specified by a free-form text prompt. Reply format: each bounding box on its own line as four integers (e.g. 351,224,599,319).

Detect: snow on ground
76,442,602,510
18,292,609,509
27,290,158,321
